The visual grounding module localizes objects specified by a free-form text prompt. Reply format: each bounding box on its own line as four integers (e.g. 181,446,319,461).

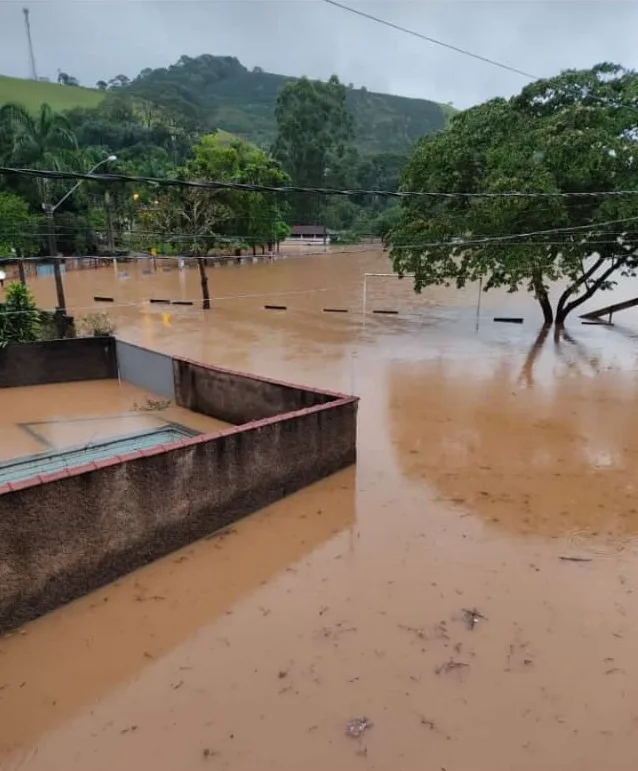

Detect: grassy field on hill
0,75,104,113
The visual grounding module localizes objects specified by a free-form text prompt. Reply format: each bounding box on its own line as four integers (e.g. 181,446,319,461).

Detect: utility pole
104,191,115,253
44,203,66,322
323,166,330,247
22,8,38,81
44,154,117,336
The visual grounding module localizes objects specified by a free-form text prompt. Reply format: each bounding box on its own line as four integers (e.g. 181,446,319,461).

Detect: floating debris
435,659,469,675
346,717,373,738
559,556,593,563
462,608,487,630
133,397,171,412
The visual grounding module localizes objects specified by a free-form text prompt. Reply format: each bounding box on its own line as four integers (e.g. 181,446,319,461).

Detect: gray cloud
0,1,634,108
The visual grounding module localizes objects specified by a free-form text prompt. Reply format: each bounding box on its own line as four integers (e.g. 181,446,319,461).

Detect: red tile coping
0,340,358,496
0,394,358,497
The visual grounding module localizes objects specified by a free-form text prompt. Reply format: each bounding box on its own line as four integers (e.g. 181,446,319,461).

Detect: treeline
0,100,291,259
1,58,417,258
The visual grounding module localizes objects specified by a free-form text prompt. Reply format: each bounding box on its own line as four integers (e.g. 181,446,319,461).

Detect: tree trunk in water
252,243,257,257
538,292,554,326
197,256,210,310
555,258,628,327
17,260,26,286
261,245,265,255
555,307,568,327
532,272,553,326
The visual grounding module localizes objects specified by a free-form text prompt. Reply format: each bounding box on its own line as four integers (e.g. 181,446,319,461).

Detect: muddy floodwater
2,248,638,770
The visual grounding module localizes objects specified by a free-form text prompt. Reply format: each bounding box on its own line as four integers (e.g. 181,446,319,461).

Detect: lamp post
43,154,117,322
323,166,330,247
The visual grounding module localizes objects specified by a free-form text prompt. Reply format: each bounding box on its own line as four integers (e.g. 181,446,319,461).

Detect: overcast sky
0,1,634,108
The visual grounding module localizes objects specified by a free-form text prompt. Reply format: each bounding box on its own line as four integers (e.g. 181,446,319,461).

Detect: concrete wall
0,337,117,388
0,357,358,632
116,340,175,401
173,357,337,424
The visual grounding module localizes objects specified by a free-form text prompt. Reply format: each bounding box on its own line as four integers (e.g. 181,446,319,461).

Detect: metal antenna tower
23,7,38,80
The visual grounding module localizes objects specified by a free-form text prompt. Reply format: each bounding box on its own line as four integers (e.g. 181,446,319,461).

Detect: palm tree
0,103,82,328
0,102,79,205
0,102,78,169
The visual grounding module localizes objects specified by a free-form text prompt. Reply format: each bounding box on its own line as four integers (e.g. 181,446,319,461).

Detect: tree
148,182,231,309
57,72,79,87
139,133,290,303
0,282,41,345
108,74,131,90
96,80,108,91
273,75,353,223
0,102,78,174
0,193,38,263
389,63,638,326
187,133,290,252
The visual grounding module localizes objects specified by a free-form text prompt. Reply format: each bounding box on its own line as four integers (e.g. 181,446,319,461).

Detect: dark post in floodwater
197,256,211,310
44,204,67,336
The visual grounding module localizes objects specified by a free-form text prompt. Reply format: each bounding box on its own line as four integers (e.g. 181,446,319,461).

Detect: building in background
284,225,338,246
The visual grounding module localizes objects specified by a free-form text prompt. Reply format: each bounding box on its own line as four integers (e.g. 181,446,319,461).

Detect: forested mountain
0,53,453,261
122,54,451,153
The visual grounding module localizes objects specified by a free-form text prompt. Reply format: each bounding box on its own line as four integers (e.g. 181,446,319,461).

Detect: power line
322,1,638,122
411,215,638,247
2,166,638,201
0,284,346,317
3,229,637,269
321,0,538,81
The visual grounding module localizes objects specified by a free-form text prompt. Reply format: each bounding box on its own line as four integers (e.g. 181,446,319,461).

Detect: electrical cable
321,0,638,121
321,0,538,81
3,235,637,270
0,285,347,317
3,166,638,200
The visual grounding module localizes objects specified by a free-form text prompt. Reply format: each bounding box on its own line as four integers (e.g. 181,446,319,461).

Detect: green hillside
1,57,454,155
124,55,452,153
0,75,104,113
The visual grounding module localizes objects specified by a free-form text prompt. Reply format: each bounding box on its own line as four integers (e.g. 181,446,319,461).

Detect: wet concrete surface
1,249,638,770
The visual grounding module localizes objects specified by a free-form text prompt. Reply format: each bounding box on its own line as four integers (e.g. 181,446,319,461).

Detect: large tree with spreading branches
389,63,638,326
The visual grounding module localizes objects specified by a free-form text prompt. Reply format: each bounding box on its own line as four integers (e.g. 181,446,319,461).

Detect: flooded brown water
2,249,638,770
0,380,228,462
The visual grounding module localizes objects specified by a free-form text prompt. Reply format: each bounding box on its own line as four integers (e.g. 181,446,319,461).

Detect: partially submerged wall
0,337,116,388
0,340,358,632
173,357,335,423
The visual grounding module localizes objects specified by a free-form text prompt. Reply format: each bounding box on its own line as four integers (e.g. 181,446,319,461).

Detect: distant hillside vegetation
124,54,452,153
0,75,104,113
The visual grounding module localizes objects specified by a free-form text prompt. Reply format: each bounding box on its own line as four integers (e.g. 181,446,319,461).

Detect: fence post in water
197,256,211,310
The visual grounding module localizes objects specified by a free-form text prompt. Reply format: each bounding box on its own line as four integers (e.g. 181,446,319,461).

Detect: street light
43,154,117,324
323,166,330,247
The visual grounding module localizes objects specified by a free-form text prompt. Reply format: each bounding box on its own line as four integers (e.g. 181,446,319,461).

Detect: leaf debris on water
346,717,373,738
